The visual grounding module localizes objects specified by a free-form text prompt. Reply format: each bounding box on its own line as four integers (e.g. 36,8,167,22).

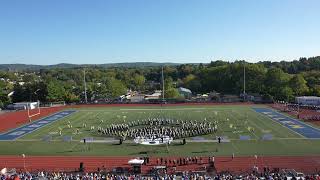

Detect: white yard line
271,108,320,131
231,109,260,140
75,108,214,112
4,111,77,140
252,108,306,138
24,111,83,139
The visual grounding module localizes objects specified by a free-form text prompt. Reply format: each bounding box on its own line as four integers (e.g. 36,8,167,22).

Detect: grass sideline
0,140,320,156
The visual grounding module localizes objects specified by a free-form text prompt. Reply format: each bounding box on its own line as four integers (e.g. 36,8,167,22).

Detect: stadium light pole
160,66,165,118
83,69,88,104
243,61,246,101
297,97,300,117
162,66,165,103
34,88,41,114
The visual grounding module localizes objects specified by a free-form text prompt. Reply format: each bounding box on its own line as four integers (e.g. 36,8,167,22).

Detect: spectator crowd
2,169,320,180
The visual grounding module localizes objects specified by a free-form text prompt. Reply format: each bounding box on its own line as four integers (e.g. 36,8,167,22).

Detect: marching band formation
97,118,218,142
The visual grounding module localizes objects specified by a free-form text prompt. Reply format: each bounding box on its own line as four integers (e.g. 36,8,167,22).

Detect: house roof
178,87,192,93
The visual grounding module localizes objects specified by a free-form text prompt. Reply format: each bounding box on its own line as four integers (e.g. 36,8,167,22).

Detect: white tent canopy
0,168,16,176
0,168,7,175
128,158,144,165
134,135,173,145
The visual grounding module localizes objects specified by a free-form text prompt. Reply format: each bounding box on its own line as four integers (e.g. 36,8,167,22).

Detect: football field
0,105,320,156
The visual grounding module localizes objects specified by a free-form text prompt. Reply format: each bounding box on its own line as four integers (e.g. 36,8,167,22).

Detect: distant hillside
0,64,44,71
0,62,181,71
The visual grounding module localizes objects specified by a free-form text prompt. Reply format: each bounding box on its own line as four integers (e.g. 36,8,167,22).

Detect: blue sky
0,0,319,65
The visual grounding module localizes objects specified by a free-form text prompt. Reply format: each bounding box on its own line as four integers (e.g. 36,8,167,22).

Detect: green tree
165,88,180,98
11,84,28,102
182,74,201,93
264,68,290,100
182,74,196,85
162,77,180,99
311,85,320,97
22,73,39,83
289,74,309,96
0,81,11,108
64,91,80,103
106,78,127,98
245,64,266,94
280,86,294,102
132,74,145,91
46,81,66,102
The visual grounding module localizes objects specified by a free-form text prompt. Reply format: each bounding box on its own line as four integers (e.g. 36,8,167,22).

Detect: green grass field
1,105,320,156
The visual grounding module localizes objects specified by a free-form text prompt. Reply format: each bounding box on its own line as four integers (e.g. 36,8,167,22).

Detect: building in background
7,102,39,110
128,94,145,103
145,90,162,101
178,87,192,99
296,96,320,105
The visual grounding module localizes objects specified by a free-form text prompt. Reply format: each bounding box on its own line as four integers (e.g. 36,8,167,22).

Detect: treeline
0,56,320,108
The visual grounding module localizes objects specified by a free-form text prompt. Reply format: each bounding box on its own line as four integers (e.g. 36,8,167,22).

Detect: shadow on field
56,150,79,153
171,143,185,146
192,150,209,154
126,143,139,146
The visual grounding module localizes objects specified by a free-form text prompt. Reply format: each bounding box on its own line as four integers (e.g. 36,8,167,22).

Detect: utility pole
34,88,41,114
162,66,165,102
84,69,88,104
297,97,300,117
243,61,246,101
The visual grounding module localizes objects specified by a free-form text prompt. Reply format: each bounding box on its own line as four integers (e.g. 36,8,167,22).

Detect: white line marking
253,108,306,138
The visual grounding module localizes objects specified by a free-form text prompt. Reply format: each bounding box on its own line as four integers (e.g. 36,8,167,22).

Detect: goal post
27,101,41,122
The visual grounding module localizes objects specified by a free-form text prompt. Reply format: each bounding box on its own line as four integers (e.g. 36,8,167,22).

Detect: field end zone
0,110,76,140
253,108,320,139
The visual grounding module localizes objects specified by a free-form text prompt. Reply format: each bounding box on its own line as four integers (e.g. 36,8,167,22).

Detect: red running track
0,156,320,174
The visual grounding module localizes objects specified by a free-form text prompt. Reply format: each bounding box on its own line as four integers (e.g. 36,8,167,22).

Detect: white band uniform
134,135,173,145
